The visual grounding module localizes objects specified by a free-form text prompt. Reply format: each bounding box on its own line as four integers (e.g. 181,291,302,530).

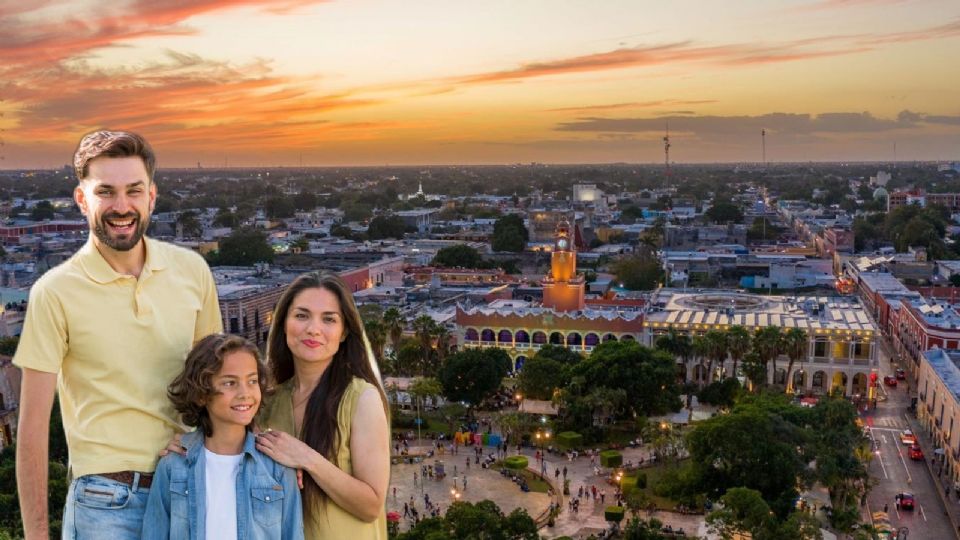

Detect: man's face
74,156,156,252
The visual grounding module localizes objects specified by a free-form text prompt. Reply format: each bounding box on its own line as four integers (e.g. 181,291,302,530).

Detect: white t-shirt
204,448,243,540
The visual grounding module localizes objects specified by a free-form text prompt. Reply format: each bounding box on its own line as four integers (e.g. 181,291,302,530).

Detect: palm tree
782,328,808,394
382,307,404,355
412,315,437,376
434,324,453,365
655,328,692,381
704,329,729,384
753,326,783,388
726,325,751,382
363,318,387,362
692,335,710,388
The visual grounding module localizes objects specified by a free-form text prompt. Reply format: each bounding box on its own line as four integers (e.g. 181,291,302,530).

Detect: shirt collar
77,235,167,284
181,429,260,464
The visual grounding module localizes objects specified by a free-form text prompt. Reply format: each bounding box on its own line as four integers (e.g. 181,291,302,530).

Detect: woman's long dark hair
266,271,389,513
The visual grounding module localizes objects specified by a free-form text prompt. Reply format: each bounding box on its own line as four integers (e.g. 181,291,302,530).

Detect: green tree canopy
491,214,529,252
433,244,483,268
572,341,682,417
211,227,274,266
704,201,743,224
438,349,511,406
30,200,55,221
264,195,296,219
396,500,537,540
612,253,664,291
367,214,407,240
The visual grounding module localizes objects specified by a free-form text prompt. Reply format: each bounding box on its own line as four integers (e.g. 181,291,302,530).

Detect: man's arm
16,368,58,540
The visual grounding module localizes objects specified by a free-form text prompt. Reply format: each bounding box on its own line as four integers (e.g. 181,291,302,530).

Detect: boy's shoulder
244,431,294,480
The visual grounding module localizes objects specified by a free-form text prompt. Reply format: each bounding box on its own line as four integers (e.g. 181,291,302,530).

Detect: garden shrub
599,449,623,468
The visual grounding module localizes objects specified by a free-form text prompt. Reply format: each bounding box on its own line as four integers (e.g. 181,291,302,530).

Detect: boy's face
206,350,261,433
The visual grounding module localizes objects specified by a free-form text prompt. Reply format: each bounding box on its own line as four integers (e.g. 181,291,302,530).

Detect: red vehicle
883,376,898,387
909,444,924,460
895,368,906,380
897,492,915,510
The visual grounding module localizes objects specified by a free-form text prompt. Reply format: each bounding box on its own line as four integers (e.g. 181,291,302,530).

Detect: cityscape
2,1,960,540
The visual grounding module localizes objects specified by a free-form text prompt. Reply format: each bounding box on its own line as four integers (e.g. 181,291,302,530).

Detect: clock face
557,238,569,250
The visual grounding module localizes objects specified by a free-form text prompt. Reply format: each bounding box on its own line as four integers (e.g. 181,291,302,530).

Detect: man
15,131,222,539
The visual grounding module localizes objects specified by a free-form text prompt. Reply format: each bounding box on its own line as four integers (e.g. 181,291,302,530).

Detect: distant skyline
1,0,959,168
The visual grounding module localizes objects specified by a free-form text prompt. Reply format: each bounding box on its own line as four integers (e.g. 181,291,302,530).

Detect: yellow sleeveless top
264,377,388,540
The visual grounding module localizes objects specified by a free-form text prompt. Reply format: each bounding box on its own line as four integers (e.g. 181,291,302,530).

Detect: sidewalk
903,412,960,539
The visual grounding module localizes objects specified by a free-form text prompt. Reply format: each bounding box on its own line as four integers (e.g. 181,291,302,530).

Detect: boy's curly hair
168,333,271,437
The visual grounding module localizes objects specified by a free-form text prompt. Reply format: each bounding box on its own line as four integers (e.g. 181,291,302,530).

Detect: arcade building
455,222,645,371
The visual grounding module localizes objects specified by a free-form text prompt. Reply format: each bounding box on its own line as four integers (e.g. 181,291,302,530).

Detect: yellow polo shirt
13,236,223,477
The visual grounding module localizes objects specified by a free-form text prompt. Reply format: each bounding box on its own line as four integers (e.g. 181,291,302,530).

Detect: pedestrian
393,487,397,500
15,130,224,539
555,468,560,479
883,503,888,514
601,490,606,504
403,503,409,518
414,471,418,486
563,466,567,478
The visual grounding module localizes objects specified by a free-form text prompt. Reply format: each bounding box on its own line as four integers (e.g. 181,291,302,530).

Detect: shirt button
266,496,271,501
185,490,189,494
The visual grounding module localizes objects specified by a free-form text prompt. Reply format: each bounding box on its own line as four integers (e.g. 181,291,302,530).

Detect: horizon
2,0,959,167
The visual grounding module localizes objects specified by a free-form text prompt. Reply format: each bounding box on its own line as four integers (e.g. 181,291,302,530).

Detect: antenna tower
762,129,766,169
663,122,671,187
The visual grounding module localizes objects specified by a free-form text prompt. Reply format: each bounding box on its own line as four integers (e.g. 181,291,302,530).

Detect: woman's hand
159,433,185,457
255,429,321,471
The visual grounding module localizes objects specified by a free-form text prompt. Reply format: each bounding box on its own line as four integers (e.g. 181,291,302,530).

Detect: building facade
917,349,960,489
643,289,879,394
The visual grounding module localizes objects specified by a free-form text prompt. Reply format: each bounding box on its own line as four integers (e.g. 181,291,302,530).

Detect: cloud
791,0,910,12
0,0,329,68
546,100,717,113
555,110,960,136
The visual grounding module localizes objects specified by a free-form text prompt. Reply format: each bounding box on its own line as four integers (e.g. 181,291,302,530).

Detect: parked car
883,376,898,387
895,368,906,380
897,492,915,510
900,430,917,445
909,444,924,460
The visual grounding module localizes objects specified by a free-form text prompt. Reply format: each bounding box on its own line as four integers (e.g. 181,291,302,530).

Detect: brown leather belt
97,471,154,489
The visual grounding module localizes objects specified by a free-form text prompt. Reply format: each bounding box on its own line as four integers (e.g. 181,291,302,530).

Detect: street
864,343,956,539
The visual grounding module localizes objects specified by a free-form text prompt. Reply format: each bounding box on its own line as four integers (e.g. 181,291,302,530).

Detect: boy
143,334,303,540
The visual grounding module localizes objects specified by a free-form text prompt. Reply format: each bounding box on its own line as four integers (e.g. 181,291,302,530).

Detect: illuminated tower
542,221,585,312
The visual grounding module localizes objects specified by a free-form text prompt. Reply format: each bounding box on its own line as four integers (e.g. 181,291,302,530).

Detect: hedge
556,431,583,450
504,456,529,470
599,449,623,468
604,506,625,523
620,475,638,495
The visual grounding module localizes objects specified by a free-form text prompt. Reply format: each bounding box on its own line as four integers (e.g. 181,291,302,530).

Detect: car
900,430,917,445
896,492,915,510
895,368,906,380
883,376,898,387
909,444,924,460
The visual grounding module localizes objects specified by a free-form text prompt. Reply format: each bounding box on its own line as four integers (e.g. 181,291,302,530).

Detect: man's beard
92,211,149,252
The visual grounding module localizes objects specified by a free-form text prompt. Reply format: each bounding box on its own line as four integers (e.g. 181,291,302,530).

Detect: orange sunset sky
1,0,959,167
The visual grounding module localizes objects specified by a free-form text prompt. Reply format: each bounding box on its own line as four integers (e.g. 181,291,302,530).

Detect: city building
643,289,879,394
456,222,645,371
916,349,960,488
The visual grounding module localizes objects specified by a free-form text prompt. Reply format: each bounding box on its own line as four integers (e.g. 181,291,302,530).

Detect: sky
1,0,959,167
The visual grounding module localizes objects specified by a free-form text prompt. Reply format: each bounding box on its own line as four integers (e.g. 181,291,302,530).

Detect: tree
704,330,729,384
0,336,18,356
398,500,537,540
433,244,482,268
688,406,805,517
726,326,752,381
491,214,528,252
213,208,239,228
382,307,405,355
704,201,743,224
518,353,575,400
177,210,202,239
412,315,438,376
395,339,424,377
438,349,511,407
707,487,823,540
753,326,783,387
30,200,55,221
366,215,406,240
408,377,443,411
264,195,296,219
211,228,274,266
782,328,808,394
572,341,681,417
612,254,664,290
362,317,386,361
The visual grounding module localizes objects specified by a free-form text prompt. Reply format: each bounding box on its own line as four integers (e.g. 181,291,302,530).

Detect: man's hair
168,333,270,437
73,130,156,182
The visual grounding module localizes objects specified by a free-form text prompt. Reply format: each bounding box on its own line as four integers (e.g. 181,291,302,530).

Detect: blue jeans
62,474,150,540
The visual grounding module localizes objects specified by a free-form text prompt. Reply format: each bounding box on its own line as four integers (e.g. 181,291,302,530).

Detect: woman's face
285,286,346,367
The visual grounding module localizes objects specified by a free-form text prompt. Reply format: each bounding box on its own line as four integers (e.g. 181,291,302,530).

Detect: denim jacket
143,430,304,540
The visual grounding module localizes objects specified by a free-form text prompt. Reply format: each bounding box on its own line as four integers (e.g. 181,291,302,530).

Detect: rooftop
923,349,960,399
645,289,877,334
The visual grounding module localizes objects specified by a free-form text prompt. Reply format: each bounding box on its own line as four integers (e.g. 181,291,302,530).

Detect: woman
255,271,390,539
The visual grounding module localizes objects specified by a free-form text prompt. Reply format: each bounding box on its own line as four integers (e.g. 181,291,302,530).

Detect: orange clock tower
542,221,585,312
